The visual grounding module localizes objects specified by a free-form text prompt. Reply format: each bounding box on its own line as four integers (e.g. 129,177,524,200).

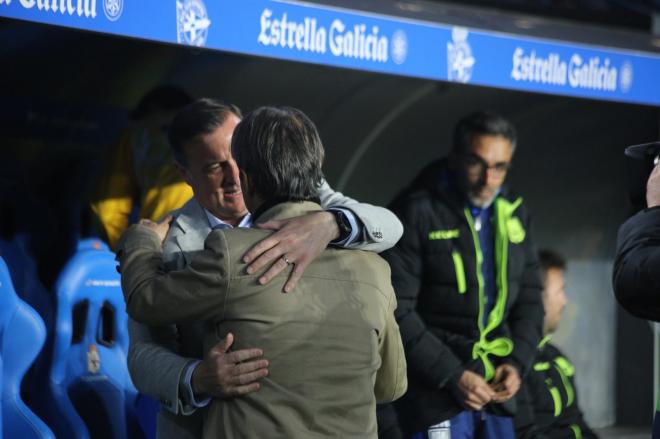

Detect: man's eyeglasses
460,153,511,177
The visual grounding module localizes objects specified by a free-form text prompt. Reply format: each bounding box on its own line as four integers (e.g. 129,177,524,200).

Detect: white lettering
315,26,326,54
258,8,272,45
568,54,618,91
279,12,287,48
511,47,522,80
86,0,95,18
329,19,387,62
257,9,388,61
377,34,387,62
15,0,95,17
329,19,344,56
510,47,567,86
295,22,304,50
84,279,120,287
568,54,582,88
271,19,280,46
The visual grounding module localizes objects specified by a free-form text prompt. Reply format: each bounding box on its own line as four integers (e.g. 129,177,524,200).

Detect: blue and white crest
176,0,211,47
619,61,633,93
391,30,408,65
103,0,123,22
447,27,475,83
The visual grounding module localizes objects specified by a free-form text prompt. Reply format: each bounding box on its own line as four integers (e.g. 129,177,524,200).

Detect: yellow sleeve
139,167,193,222
90,132,136,250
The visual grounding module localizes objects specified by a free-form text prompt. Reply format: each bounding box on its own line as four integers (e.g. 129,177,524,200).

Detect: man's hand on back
242,211,339,293
138,216,174,244
191,333,269,399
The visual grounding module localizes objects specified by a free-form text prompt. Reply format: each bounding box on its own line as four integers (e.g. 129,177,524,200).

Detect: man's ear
175,161,193,187
240,170,253,196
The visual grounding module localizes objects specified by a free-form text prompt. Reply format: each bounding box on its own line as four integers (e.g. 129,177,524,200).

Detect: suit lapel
173,199,212,265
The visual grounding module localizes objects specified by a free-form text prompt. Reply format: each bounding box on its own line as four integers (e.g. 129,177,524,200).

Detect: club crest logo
103,0,123,22
447,27,475,83
87,344,101,374
619,61,633,93
176,0,211,47
391,30,408,65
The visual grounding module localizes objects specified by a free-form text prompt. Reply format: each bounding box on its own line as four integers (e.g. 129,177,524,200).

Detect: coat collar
255,201,324,224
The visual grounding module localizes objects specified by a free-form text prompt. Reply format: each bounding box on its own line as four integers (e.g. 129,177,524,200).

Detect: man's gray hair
231,106,325,201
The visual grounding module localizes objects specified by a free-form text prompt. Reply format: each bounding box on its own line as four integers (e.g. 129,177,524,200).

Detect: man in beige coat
118,106,407,438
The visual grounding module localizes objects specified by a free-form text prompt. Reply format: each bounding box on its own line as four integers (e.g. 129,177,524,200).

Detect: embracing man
119,106,407,438
127,99,404,438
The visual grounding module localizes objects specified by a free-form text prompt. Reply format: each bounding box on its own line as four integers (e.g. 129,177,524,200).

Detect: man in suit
127,99,405,439
118,106,407,438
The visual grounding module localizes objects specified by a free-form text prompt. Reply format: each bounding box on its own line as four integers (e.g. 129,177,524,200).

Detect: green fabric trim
538,335,552,349
554,356,575,406
555,365,575,407
464,208,485,335
452,250,467,294
554,356,575,377
487,198,512,336
534,361,551,371
546,379,563,417
464,207,514,381
570,424,583,439
429,229,460,240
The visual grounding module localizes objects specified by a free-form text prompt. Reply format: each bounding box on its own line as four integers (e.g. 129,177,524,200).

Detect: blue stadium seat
41,243,148,439
0,355,3,439
0,234,54,329
76,238,110,252
0,235,56,409
0,257,55,439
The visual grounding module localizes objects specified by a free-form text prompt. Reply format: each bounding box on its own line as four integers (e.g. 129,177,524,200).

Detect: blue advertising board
2,0,659,106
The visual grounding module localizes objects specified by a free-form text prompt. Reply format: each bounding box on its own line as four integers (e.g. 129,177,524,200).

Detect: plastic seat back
0,257,55,439
45,245,144,439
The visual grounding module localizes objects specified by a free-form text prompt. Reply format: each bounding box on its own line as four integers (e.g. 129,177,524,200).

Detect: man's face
178,114,247,224
542,267,568,335
456,134,513,207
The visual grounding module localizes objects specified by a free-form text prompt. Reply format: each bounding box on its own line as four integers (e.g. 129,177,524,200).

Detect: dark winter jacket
383,159,544,431
613,207,660,321
518,339,598,439
613,206,660,439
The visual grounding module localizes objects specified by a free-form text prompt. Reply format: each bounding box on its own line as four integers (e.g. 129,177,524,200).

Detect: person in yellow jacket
91,86,193,249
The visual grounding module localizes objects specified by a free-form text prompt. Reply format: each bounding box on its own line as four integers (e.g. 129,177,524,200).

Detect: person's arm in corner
242,179,404,292
613,208,660,321
613,162,660,321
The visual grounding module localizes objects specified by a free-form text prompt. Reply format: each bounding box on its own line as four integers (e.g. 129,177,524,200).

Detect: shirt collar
205,209,252,229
